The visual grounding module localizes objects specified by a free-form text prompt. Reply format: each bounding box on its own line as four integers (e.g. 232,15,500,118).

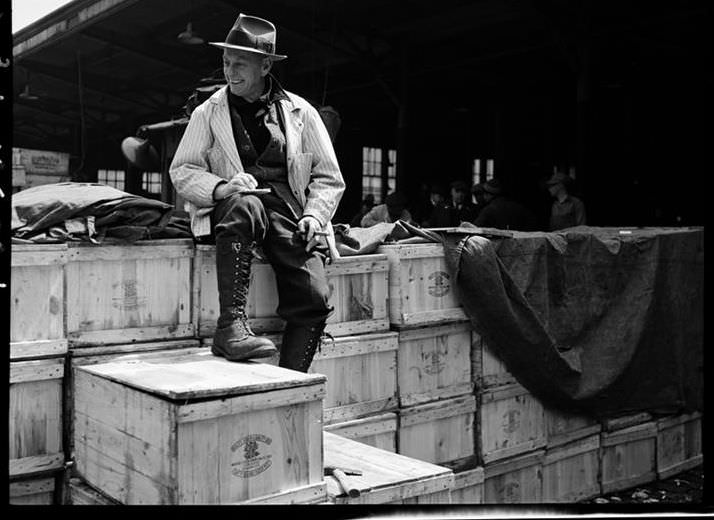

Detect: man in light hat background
170,14,345,372
546,171,586,230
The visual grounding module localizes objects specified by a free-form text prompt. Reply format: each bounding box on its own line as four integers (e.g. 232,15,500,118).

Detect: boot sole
211,344,277,362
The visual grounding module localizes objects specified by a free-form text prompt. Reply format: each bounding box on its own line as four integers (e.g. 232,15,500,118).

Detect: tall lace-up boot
278,322,329,373
212,239,277,361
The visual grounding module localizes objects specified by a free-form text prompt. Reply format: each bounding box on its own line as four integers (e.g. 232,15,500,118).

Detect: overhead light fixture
177,22,204,45
18,84,39,101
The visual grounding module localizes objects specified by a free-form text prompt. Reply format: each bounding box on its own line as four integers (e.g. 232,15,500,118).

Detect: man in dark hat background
474,178,538,231
170,14,345,372
449,180,479,225
546,171,586,230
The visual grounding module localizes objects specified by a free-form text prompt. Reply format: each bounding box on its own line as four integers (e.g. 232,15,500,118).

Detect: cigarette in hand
240,188,271,195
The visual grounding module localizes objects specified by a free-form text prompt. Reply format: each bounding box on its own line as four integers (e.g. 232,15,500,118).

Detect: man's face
223,49,271,100
430,193,444,205
452,189,466,205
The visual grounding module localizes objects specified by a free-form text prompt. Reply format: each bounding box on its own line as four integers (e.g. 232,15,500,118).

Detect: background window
97,169,125,190
362,146,397,203
142,172,162,194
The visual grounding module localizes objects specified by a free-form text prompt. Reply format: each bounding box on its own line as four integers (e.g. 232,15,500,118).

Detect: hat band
225,29,275,54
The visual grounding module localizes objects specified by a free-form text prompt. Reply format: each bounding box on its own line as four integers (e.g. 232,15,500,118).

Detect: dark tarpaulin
443,226,704,417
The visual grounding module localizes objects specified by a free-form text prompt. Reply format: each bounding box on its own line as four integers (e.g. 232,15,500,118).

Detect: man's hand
297,216,323,252
214,173,259,200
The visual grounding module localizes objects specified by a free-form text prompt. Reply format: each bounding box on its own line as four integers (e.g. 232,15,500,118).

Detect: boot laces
230,241,256,329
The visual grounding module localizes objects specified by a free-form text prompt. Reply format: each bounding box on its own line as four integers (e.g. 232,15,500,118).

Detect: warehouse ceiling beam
80,27,202,76
13,0,142,60
17,61,162,113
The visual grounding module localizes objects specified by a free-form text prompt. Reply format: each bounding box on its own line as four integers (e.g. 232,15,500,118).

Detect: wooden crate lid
323,432,453,500
601,421,657,446
76,349,326,401
656,411,703,430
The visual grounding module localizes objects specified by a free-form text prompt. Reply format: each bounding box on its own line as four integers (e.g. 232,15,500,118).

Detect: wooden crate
11,244,68,360
310,332,398,423
397,322,473,407
600,421,657,494
544,405,601,448
398,394,477,466
478,383,546,464
323,431,454,504
471,334,517,390
323,413,397,452
194,245,389,338
72,349,327,504
9,475,57,505
377,242,467,328
69,477,120,505
542,433,600,503
449,467,485,504
10,357,65,480
656,412,702,479
65,239,194,346
483,450,544,504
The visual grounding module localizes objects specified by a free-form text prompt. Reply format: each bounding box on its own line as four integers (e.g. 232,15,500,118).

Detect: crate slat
656,412,703,480
543,434,600,502
600,421,657,494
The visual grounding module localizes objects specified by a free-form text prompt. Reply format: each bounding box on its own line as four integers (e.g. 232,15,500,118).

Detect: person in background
421,183,452,228
474,178,537,231
361,191,413,227
350,194,375,227
471,183,486,221
169,14,345,371
547,171,586,230
450,180,479,225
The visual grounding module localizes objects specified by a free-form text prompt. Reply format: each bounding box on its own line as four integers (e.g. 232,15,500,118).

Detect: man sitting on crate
170,13,344,371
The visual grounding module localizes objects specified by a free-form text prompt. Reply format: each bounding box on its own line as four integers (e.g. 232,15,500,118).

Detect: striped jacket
169,86,345,237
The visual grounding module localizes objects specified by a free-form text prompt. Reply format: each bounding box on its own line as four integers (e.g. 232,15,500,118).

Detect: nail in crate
656,412,702,480
542,433,600,503
194,245,390,338
483,450,544,504
72,349,327,504
11,244,68,360
377,242,467,328
10,353,66,481
323,432,454,504
396,322,474,407
323,412,398,452
599,421,658,494
65,239,195,346
478,383,546,464
9,474,59,505
398,394,477,466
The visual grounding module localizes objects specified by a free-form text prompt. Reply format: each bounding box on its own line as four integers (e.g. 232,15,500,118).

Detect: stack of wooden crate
10,244,69,504
194,245,400,451
377,243,478,476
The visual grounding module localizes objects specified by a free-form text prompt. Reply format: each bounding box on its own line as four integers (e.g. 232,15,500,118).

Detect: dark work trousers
211,190,332,327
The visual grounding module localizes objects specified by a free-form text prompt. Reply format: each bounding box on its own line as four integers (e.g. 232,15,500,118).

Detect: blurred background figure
350,194,375,227
471,183,486,223
474,178,538,231
450,180,479,225
421,183,452,227
361,191,413,227
547,171,586,230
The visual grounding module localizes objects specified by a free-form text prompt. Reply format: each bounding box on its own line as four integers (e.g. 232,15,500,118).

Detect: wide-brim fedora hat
546,171,572,187
483,179,503,195
209,13,287,61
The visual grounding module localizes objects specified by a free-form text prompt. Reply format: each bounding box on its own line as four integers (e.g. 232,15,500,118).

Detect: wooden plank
396,309,468,328
78,349,326,401
68,324,195,346
323,397,398,425
399,394,477,427
312,332,398,360
601,422,657,447
397,322,473,407
11,246,68,266
70,339,202,359
69,477,121,505
399,487,452,504
177,384,326,423
600,422,657,495
656,413,703,480
11,339,69,360
10,357,64,383
9,453,65,478
601,412,653,432
543,435,600,503
66,242,194,261
238,482,327,504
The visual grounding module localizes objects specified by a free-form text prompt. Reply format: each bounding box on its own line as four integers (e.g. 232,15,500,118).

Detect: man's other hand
297,216,323,251
214,173,259,200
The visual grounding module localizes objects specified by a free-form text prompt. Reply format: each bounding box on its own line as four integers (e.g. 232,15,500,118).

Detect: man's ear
262,58,273,76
